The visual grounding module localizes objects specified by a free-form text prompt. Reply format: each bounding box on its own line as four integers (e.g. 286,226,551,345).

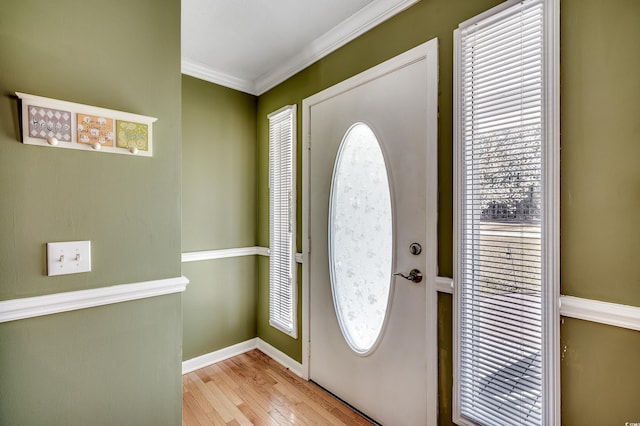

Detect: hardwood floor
182,349,375,425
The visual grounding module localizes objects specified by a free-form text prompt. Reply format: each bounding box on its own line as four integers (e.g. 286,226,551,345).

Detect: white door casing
301,39,439,425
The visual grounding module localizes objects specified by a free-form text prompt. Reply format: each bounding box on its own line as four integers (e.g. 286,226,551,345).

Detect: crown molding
181,59,256,95
254,0,420,94
181,0,420,96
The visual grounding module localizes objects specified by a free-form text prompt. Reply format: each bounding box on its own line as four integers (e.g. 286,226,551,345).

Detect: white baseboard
182,338,258,374
256,338,305,378
181,337,304,378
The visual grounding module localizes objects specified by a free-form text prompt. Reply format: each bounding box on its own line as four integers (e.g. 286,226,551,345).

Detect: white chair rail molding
0,276,189,323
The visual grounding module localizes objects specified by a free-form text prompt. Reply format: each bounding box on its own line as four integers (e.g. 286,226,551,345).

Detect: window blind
455,1,548,425
268,105,297,338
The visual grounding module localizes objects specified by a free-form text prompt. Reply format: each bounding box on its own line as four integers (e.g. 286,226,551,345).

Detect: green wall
559,1,640,424
255,0,640,424
0,0,183,424
3,0,636,423
0,296,182,425
561,318,640,425
182,258,257,360
181,76,257,253
560,0,640,306
181,75,258,360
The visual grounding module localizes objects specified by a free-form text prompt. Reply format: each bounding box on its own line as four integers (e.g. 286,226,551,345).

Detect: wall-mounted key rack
16,92,157,157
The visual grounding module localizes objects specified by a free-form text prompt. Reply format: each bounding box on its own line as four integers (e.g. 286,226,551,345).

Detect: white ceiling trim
181,0,420,96
254,0,420,94
182,58,256,94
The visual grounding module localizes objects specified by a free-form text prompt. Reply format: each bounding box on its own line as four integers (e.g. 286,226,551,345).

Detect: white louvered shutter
454,0,555,425
268,105,297,338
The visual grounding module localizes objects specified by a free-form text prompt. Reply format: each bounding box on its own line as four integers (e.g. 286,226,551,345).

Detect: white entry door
302,40,439,425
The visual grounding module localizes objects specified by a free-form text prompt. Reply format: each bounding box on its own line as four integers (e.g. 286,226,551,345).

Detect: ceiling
181,0,419,95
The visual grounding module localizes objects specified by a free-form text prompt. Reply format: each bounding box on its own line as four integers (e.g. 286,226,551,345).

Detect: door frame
300,38,439,423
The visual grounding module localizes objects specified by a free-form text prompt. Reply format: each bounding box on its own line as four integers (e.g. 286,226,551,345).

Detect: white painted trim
254,0,420,95
452,24,464,426
544,1,561,423
182,246,265,263
181,338,305,379
0,276,189,323
256,246,271,257
560,296,640,332
301,88,312,381
182,59,256,95
436,276,454,294
181,0,420,95
256,338,305,378
181,246,303,263
423,38,440,426
418,274,640,333
182,338,258,374
416,275,640,333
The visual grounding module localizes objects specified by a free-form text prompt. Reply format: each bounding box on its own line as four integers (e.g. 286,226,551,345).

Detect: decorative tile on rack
77,114,114,147
116,120,148,152
17,92,156,157
28,105,72,142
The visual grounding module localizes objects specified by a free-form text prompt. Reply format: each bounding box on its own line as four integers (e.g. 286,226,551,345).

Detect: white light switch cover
47,241,91,276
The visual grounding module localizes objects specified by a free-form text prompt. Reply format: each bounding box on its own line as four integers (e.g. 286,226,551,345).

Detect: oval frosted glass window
329,123,393,354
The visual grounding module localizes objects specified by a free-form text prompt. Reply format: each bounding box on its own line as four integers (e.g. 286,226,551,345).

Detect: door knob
394,269,423,283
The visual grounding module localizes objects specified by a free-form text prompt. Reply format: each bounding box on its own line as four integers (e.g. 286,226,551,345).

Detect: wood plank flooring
182,349,374,425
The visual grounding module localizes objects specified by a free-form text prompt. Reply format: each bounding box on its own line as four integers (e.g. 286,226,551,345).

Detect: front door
302,39,439,425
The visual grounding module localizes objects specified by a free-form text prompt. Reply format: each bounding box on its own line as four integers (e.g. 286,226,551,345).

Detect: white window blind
268,105,297,338
454,0,558,425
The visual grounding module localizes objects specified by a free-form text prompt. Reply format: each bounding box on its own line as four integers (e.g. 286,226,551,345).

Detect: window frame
268,104,298,338
453,0,560,424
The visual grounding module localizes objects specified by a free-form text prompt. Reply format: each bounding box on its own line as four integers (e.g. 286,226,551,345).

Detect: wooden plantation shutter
268,105,297,338
454,0,559,425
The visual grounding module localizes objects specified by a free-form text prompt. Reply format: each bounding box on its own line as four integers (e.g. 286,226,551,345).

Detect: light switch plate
47,241,91,276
